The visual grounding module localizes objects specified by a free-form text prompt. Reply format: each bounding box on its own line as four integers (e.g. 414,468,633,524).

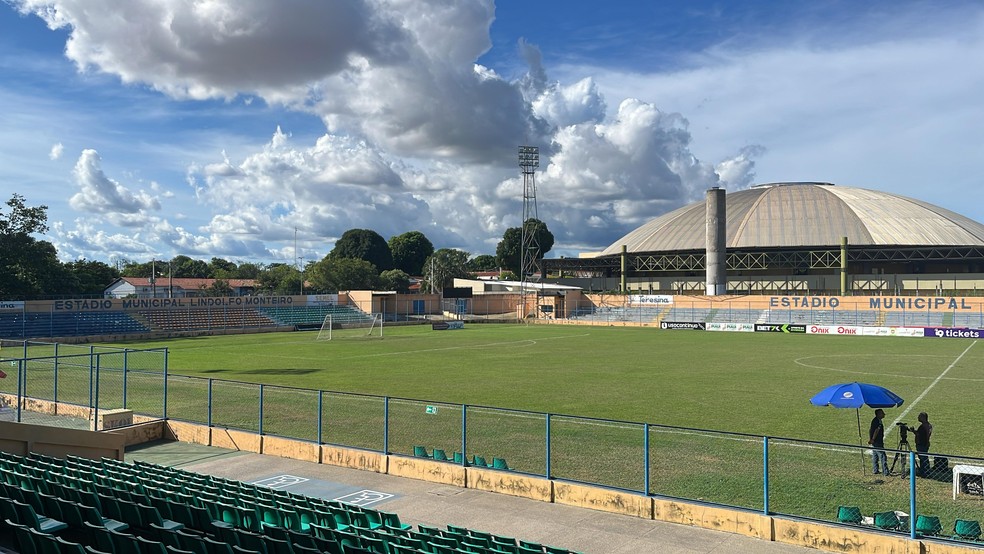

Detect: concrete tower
705,187,727,295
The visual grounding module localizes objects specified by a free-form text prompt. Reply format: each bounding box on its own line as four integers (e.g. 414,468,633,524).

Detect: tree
208,257,237,278
200,279,232,297
171,255,209,278
308,257,379,292
0,194,74,299
420,248,470,293
388,231,434,275
495,218,555,276
330,229,393,272
233,262,263,279
257,264,303,295
379,269,411,293
65,259,121,296
467,254,498,272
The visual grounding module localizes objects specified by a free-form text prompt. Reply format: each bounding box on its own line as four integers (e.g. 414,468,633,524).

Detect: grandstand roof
600,182,984,255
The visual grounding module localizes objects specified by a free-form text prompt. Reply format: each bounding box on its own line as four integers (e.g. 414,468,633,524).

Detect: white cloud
48,142,63,160
70,149,161,221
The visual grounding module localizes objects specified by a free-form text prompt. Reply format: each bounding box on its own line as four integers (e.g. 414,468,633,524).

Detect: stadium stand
260,305,376,328
0,311,149,340
139,308,277,332
0,451,583,554
882,312,946,327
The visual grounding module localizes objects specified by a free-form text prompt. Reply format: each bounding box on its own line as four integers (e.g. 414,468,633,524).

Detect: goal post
316,313,383,340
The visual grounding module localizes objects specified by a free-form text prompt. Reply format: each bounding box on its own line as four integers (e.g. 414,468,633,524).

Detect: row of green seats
837,505,981,540
412,446,511,470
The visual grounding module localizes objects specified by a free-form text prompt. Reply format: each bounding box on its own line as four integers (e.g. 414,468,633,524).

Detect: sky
1,0,982,267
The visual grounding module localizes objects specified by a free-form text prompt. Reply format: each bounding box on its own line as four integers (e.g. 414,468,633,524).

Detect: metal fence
2,344,983,544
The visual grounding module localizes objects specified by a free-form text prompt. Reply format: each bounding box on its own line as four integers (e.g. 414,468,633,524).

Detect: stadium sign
660,321,705,330
754,323,807,333
871,297,973,311
923,327,983,339
425,405,438,414
0,301,24,311
629,295,674,306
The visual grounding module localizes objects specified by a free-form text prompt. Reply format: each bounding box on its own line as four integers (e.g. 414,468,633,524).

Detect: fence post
383,397,390,455
162,349,169,419
461,404,468,466
207,378,213,427
643,423,650,495
317,391,324,444
16,359,23,423
93,355,100,431
258,384,264,436
122,350,128,409
545,413,552,479
52,343,59,404
909,451,916,539
763,436,770,514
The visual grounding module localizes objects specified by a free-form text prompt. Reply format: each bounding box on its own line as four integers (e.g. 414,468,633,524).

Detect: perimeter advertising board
754,323,807,333
659,321,705,330
923,327,983,339
706,322,755,332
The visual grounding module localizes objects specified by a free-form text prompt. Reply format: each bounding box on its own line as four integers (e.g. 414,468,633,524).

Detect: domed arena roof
600,182,984,256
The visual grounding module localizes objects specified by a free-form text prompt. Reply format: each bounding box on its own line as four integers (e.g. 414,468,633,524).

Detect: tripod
888,426,911,476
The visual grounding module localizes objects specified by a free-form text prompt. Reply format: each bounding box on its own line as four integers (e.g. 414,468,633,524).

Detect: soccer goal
316,313,383,340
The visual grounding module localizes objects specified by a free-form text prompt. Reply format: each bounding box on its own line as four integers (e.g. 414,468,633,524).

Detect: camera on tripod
896,422,913,440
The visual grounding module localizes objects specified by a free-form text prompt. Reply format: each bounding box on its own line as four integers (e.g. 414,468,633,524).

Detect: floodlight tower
518,145,540,318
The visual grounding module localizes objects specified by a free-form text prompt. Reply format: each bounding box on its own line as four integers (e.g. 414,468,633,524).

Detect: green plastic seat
872,511,901,531
492,457,510,470
433,449,450,462
915,515,942,536
836,506,863,525
453,452,466,465
953,518,982,540
472,455,489,468
413,446,429,458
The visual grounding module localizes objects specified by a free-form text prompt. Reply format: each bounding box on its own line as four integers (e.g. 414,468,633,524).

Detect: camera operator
868,409,887,474
914,412,933,476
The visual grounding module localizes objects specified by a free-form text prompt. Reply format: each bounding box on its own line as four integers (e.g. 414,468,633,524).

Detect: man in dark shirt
867,408,887,474
914,412,933,476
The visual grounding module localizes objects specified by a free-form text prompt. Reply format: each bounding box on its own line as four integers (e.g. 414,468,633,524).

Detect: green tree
308,257,379,292
233,262,263,279
200,279,233,297
420,248,470,293
330,229,393,272
208,257,237,278
65,259,121,296
171,255,209,278
495,218,555,276
257,264,303,295
467,254,498,272
0,194,75,299
388,231,434,275
379,269,411,293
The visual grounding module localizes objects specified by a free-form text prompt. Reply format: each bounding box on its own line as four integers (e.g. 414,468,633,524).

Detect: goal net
316,313,383,340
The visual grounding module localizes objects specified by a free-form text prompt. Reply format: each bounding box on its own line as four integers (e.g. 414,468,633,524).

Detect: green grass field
100,324,983,456
7,323,984,527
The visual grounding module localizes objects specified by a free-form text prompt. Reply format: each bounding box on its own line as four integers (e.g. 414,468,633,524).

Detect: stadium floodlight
519,145,539,172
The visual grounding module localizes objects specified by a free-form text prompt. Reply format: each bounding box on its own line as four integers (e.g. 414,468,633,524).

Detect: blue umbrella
810,382,905,409
810,382,904,475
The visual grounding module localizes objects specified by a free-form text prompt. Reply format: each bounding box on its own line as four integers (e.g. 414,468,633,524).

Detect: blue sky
1,0,982,266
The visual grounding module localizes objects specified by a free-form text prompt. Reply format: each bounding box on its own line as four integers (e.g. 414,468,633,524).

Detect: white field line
887,340,977,434
794,354,984,382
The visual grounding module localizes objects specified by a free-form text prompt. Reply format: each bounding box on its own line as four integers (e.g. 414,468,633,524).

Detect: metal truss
543,246,984,276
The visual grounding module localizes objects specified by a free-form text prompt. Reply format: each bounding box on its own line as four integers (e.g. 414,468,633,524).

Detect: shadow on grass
198,367,321,375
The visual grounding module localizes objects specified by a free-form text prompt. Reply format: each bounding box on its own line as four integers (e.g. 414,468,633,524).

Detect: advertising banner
923,327,983,339
660,321,705,330
629,295,674,306
0,301,24,311
432,321,465,331
706,322,755,332
754,323,807,334
807,325,862,336
863,327,924,337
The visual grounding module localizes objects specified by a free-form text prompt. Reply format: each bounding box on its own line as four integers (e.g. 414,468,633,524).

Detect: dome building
544,182,984,295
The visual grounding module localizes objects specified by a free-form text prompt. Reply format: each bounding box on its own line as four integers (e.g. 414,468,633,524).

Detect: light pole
298,257,305,295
